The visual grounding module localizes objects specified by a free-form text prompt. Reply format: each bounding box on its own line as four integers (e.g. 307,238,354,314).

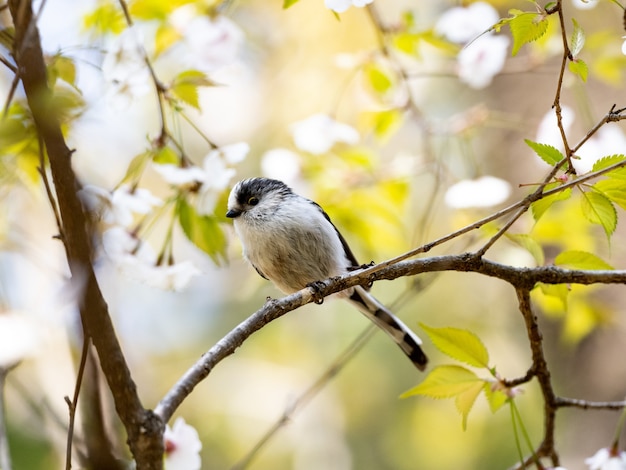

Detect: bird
226,177,427,370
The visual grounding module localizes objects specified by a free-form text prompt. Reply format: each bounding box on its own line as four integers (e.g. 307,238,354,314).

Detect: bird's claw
306,281,326,305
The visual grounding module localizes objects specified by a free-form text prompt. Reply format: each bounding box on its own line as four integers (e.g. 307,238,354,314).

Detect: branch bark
8,2,163,468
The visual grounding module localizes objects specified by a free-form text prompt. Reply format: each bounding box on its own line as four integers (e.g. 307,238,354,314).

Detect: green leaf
568,59,588,82
363,63,394,95
531,183,572,221
535,282,569,311
524,139,564,166
594,179,626,210
580,190,617,239
505,233,545,266
152,146,179,164
569,18,585,57
592,154,626,173
122,151,150,183
508,10,549,56
363,109,404,142
555,250,613,270
155,24,182,57
456,381,484,430
177,198,227,264
82,2,125,35
47,55,77,89
420,324,489,368
483,382,509,413
129,0,196,20
171,70,217,109
283,0,300,8
400,365,483,399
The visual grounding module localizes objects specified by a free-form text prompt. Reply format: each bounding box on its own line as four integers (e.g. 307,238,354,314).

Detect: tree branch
8,2,163,468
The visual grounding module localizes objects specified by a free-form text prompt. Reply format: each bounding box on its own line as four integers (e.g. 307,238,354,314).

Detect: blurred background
1,0,626,468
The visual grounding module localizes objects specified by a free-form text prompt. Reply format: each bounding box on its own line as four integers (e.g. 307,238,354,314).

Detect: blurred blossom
436,2,508,89
102,26,152,109
586,448,626,470
208,142,250,165
444,176,512,209
0,313,37,369
102,227,201,291
153,164,207,186
435,2,499,44
622,37,626,56
325,0,373,13
574,126,626,173
458,34,509,89
79,184,162,227
171,10,244,73
164,417,202,470
261,148,302,184
572,0,599,9
291,114,359,154
536,106,574,152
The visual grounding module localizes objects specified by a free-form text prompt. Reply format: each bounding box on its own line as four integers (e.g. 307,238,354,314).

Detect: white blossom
435,2,499,44
171,12,244,72
536,107,575,152
153,164,208,186
458,34,510,89
78,184,162,227
572,0,599,9
622,37,626,56
0,313,38,369
444,176,512,209
102,27,151,108
291,114,359,154
261,148,302,183
586,448,626,470
325,0,373,13
164,417,202,470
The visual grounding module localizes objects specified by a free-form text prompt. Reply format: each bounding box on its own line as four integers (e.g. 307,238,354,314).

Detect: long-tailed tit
226,177,428,370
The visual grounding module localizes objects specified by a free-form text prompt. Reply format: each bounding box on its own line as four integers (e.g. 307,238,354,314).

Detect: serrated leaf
506,233,545,265
456,381,484,430
524,139,564,166
591,154,626,178
400,365,482,399
177,198,227,264
555,250,613,270
420,324,489,368
483,382,509,413
594,179,626,210
569,18,585,57
568,59,588,82
580,190,617,239
508,11,549,56
531,184,572,221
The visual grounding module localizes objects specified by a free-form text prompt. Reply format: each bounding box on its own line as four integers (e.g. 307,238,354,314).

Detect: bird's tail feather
348,286,428,371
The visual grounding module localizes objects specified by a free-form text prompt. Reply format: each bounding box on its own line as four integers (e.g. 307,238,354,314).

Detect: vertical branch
515,287,559,466
0,369,12,470
8,1,163,468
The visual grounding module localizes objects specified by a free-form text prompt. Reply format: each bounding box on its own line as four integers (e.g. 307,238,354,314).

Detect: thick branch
8,2,162,468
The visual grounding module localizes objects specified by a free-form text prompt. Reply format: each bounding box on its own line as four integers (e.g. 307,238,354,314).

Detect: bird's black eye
247,196,259,206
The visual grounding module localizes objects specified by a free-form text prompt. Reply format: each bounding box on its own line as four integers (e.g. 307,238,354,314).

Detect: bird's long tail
348,286,428,371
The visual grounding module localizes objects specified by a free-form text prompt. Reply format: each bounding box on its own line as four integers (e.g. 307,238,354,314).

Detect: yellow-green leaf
594,179,626,210
554,250,613,270
592,154,626,173
456,381,484,430
155,24,182,57
508,11,549,56
483,382,509,413
122,151,150,183
177,198,227,264
363,63,394,96
283,0,300,8
83,2,125,35
531,183,572,221
568,59,588,82
420,324,489,368
569,18,585,57
400,365,482,399
152,146,179,164
362,109,404,142
524,139,564,166
580,190,617,239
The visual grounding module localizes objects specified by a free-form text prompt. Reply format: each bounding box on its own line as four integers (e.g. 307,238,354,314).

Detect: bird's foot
306,280,326,305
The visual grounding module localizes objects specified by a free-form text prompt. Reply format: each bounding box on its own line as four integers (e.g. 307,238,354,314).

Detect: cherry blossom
79,184,162,227
164,417,202,470
586,448,626,470
0,313,38,370
325,0,373,13
444,176,512,209
290,114,359,154
435,2,499,44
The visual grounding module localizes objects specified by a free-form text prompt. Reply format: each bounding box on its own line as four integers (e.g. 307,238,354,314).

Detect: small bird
226,177,427,370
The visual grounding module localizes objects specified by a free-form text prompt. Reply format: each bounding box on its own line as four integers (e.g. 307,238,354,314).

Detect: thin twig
65,336,91,470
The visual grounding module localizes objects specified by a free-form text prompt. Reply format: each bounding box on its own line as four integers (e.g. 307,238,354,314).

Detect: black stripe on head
236,178,293,205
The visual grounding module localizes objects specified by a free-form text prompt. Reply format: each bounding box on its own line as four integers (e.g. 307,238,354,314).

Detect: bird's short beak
226,209,242,218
